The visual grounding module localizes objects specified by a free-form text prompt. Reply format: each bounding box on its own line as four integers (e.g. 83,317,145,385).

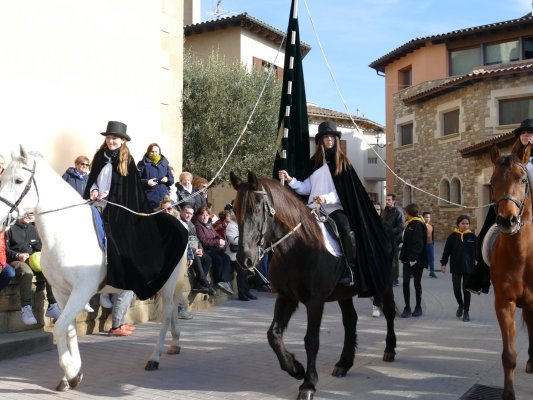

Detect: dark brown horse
230,171,396,400
489,144,533,400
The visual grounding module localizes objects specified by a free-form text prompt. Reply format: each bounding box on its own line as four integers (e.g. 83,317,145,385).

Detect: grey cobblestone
1,242,533,399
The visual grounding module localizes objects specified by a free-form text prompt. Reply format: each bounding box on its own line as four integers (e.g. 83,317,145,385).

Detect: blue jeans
111,290,134,329
426,243,435,272
0,263,16,291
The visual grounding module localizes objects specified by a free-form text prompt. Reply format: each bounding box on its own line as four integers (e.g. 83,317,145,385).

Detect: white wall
0,0,176,174
240,31,285,71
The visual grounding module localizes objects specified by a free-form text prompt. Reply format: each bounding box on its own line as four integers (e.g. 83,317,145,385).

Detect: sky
199,0,532,125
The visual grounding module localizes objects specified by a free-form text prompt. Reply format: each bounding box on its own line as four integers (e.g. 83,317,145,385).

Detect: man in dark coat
84,121,187,300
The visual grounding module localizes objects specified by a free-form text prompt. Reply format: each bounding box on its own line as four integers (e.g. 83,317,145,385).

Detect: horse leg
495,297,517,400
332,298,357,377
298,299,325,400
379,284,397,362
522,308,533,373
166,307,181,355
267,296,304,380
145,261,182,371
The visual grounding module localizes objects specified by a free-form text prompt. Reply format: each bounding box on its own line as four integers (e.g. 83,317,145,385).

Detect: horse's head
230,170,277,269
0,146,39,231
490,144,531,235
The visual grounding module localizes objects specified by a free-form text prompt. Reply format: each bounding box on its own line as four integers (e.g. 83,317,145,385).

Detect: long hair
311,138,350,176
95,140,131,176
145,143,161,157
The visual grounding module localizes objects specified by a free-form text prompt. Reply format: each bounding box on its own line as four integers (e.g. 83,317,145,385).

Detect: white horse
0,146,186,391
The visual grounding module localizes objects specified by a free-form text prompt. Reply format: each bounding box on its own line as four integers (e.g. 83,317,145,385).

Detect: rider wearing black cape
84,121,187,300
279,121,393,297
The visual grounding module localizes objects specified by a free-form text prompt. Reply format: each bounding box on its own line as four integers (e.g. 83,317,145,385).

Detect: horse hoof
55,378,70,392
526,360,533,373
68,372,83,389
331,366,347,377
145,360,159,371
383,352,396,362
166,345,181,355
297,389,315,400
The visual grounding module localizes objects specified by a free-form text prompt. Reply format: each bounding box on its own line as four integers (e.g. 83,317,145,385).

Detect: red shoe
109,326,133,336
122,323,136,332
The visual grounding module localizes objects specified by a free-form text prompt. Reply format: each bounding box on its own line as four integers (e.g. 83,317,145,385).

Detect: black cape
303,158,393,297
84,150,188,300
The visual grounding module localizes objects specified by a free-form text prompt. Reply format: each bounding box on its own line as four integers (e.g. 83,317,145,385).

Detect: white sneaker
20,305,37,325
99,293,113,309
372,306,381,318
45,303,61,319
84,303,94,313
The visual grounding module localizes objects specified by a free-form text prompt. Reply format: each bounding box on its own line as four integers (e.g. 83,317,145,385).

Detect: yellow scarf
453,228,472,242
148,154,161,165
404,216,425,228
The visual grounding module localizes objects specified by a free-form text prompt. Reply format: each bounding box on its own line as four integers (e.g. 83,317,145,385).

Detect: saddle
312,207,342,257
482,224,500,267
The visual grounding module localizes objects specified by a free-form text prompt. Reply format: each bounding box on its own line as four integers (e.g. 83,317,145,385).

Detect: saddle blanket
318,221,342,257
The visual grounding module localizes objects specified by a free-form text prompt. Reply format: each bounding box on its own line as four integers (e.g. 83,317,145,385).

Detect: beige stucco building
370,14,533,239
0,0,184,175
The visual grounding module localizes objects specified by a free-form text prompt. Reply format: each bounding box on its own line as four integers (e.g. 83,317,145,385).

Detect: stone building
370,14,533,239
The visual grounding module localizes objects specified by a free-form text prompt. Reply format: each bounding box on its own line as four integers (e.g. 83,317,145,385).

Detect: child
440,215,477,322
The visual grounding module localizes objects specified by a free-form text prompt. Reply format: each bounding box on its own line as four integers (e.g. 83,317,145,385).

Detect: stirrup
339,267,355,287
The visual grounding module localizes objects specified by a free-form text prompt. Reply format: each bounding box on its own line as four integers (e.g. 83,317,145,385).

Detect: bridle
491,161,531,233
251,188,301,260
0,160,38,228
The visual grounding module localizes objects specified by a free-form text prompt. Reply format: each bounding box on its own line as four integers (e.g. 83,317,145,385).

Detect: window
439,179,450,205
451,178,461,205
499,97,533,125
368,157,378,164
442,109,460,135
450,47,481,75
524,37,533,60
398,66,412,89
400,123,413,146
484,40,519,65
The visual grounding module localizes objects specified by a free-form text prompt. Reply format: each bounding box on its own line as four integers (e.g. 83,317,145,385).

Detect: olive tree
182,52,281,183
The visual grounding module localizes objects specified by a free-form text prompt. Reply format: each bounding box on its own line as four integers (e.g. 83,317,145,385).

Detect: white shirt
289,163,343,214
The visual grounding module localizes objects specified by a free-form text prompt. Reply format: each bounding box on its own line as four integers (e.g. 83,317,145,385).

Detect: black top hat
101,121,131,141
315,121,342,144
513,119,533,137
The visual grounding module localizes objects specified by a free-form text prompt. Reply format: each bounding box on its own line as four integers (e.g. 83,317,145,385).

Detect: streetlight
372,127,386,148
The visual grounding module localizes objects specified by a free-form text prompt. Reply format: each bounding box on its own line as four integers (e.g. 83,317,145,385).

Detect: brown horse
230,171,396,400
489,144,533,400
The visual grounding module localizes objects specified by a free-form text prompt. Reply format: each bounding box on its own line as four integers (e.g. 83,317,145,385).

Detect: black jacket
440,230,477,274
84,149,187,300
399,218,427,268
5,221,41,262
381,205,404,249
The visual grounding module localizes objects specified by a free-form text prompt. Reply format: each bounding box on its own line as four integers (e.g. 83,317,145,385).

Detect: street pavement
1,241,533,400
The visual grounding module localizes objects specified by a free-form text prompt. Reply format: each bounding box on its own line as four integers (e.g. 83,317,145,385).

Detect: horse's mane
234,178,324,245
496,153,520,167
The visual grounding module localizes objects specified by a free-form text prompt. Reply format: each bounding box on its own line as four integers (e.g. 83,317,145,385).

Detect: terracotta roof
307,104,383,130
369,14,533,73
459,130,515,158
403,61,533,104
184,13,311,57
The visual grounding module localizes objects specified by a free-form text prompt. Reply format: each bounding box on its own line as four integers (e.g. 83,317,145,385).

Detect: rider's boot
465,262,491,294
339,231,356,286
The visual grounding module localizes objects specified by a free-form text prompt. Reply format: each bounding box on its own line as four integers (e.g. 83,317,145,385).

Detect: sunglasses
79,163,90,167
164,207,174,212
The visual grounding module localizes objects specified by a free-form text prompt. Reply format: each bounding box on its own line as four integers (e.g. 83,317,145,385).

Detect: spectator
423,211,437,278
176,202,216,296
0,231,16,292
108,290,136,336
206,202,219,224
399,203,427,318
213,209,231,238
371,203,383,318
175,172,205,212
440,215,477,322
225,211,257,301
5,213,61,324
137,143,174,210
193,206,233,295
62,155,90,196
381,193,405,287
